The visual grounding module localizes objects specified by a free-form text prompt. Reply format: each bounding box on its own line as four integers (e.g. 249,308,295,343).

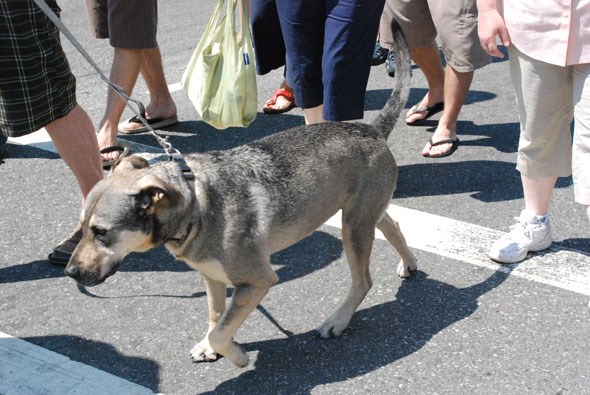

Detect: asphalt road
1,1,589,394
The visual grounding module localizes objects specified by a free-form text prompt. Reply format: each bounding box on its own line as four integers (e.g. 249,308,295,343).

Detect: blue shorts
275,0,385,121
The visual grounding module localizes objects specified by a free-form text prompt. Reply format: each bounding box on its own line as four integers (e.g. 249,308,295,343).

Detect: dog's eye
91,226,107,237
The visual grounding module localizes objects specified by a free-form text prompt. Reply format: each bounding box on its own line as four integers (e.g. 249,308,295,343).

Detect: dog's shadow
201,269,510,394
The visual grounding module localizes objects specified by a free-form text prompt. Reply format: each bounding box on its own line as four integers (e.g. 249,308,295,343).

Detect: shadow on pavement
395,160,572,203
23,335,161,392
202,269,510,394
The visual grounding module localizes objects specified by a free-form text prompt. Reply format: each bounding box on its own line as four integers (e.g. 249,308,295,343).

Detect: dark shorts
250,0,286,75
0,1,77,137
84,0,158,49
275,0,385,121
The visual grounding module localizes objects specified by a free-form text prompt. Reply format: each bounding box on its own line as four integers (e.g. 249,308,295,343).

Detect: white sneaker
489,209,552,264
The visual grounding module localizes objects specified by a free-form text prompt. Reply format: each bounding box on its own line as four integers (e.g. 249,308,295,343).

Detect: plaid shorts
0,1,77,137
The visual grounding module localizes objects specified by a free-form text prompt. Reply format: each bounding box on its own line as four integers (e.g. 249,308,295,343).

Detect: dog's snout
65,264,80,279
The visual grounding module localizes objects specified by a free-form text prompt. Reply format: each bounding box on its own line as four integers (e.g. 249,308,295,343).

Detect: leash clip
169,151,196,182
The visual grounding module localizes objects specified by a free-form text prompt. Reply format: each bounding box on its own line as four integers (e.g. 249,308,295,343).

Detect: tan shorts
85,0,158,49
379,0,490,72
510,45,590,205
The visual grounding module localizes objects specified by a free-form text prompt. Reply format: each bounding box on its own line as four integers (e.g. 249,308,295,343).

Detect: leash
32,0,195,182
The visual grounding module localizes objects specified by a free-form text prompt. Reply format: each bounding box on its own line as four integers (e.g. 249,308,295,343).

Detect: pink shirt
502,0,590,66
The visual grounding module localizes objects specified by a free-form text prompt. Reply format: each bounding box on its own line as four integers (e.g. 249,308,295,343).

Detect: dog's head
65,156,192,286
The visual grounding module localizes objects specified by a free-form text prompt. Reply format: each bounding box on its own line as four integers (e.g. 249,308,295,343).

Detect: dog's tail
371,19,411,141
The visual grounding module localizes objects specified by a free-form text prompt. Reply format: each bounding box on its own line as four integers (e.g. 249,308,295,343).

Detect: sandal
100,145,130,170
263,87,296,114
422,137,460,159
48,226,83,265
406,102,444,126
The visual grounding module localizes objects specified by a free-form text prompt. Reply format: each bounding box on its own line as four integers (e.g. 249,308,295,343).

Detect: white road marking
326,206,590,296
167,82,182,93
0,332,156,395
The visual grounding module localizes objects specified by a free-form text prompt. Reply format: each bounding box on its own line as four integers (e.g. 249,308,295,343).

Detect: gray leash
32,0,195,180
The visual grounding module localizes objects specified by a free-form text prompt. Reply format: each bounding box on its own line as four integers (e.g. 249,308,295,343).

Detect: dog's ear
111,156,150,175
133,174,177,215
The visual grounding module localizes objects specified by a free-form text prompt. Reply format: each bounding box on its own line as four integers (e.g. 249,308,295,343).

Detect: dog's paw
397,258,418,278
190,340,219,363
316,316,349,339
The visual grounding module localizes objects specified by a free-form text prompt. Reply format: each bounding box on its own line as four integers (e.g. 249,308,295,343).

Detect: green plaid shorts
0,1,76,137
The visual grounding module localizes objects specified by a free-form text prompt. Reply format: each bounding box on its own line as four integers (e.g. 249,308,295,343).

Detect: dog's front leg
207,281,274,367
190,276,227,363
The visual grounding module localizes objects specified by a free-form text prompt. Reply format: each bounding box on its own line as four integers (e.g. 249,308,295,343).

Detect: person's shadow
200,269,510,394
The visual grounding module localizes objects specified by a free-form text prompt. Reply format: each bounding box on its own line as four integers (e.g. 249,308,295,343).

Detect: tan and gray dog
65,24,416,368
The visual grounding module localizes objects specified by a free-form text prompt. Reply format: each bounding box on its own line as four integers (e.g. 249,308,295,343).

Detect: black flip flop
406,102,445,126
48,228,83,265
100,145,130,170
422,137,460,159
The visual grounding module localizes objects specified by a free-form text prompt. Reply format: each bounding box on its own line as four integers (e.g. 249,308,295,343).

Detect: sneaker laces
507,215,546,243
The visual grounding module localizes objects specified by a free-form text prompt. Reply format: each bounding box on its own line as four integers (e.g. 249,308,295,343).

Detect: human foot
421,125,459,158
263,82,295,114
118,102,178,134
406,101,444,125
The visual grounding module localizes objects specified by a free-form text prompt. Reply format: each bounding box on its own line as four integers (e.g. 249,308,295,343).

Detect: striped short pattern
0,1,77,137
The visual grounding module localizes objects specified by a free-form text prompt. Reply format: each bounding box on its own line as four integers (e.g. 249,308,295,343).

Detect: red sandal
263,87,296,114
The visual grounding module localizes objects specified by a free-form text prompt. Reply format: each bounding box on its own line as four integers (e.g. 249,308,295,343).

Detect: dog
65,23,416,368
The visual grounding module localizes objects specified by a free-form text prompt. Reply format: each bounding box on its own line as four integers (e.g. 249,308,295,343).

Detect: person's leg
572,63,590,222
45,104,104,265
303,105,324,125
45,105,103,201
96,47,142,161
522,176,558,216
276,0,325,122
405,45,445,124
421,66,473,156
321,0,385,122
136,46,177,120
489,46,572,264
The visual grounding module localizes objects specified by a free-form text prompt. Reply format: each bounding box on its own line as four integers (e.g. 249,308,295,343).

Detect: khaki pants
510,45,590,205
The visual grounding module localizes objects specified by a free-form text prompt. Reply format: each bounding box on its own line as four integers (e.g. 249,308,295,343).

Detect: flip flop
422,137,460,159
263,87,296,114
119,114,178,134
100,145,130,170
48,227,83,265
406,102,444,126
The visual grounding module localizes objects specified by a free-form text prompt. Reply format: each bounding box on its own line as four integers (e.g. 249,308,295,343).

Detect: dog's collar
167,221,194,245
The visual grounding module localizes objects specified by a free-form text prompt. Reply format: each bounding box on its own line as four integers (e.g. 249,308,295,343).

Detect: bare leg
303,104,325,125
522,175,557,215
45,104,103,202
422,66,473,156
405,45,445,124
97,48,142,161
137,47,177,120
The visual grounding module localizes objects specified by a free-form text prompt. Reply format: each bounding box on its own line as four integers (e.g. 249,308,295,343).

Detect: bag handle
225,0,251,46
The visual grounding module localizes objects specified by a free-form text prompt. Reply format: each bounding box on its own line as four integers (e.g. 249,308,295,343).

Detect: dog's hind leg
376,212,417,278
190,276,227,363
317,218,375,339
